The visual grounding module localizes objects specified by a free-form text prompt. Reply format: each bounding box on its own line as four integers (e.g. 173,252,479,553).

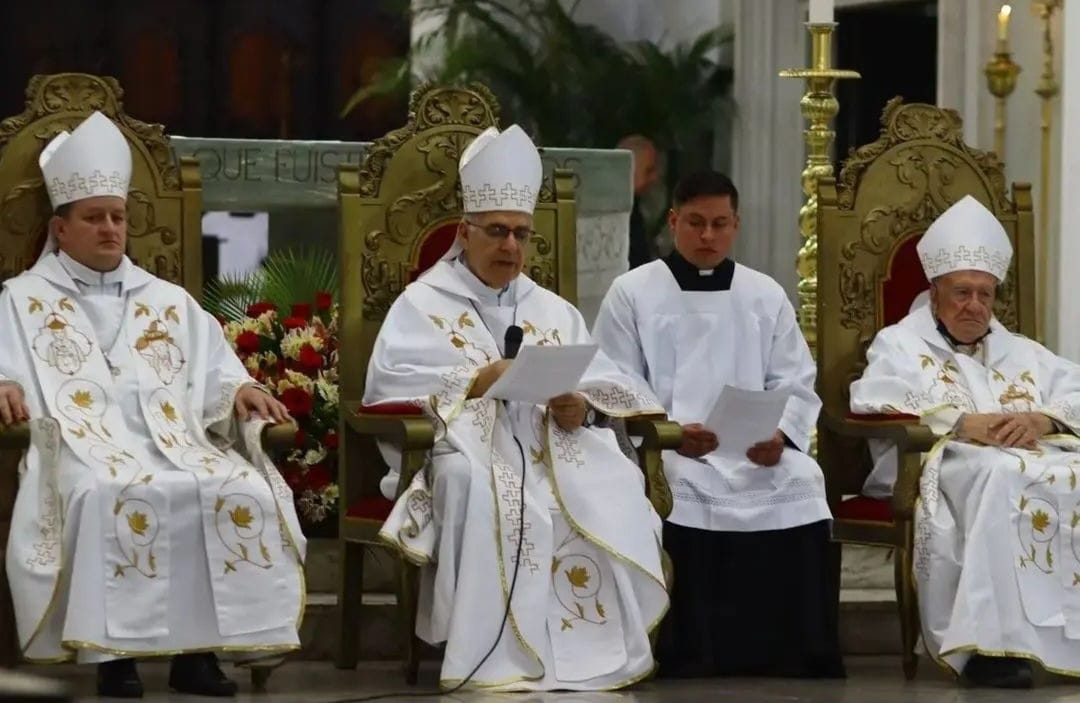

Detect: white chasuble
592,259,830,532
851,305,1080,675
1,255,305,663
366,260,669,691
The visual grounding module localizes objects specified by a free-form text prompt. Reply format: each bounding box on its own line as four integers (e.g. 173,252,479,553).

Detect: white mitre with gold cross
39,110,132,210
916,195,1013,282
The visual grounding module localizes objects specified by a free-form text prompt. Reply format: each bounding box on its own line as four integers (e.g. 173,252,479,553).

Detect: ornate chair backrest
0,73,203,295
817,98,1035,495
338,83,577,410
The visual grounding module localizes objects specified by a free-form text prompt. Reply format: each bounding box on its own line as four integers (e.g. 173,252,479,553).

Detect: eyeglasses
465,221,535,242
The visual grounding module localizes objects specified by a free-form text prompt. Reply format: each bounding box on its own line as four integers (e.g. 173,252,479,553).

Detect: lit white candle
997,5,1011,43
809,0,834,24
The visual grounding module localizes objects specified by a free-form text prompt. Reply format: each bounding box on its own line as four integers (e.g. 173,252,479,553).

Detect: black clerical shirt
663,250,736,291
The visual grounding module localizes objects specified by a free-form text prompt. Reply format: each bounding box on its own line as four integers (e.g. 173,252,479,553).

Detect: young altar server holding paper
365,124,670,691
593,170,843,679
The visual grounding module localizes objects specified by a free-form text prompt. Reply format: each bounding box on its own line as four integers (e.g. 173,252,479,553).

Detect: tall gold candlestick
1033,0,1061,344
780,24,859,359
984,44,1020,163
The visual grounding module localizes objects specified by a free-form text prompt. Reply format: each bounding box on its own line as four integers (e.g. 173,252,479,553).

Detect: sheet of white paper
705,385,791,462
483,344,599,404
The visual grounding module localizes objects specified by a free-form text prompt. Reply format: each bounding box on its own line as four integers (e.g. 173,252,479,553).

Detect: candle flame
1000,4,1011,18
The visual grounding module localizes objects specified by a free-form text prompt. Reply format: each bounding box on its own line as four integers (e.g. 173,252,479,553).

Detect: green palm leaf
259,249,339,314
203,273,262,322
202,249,338,321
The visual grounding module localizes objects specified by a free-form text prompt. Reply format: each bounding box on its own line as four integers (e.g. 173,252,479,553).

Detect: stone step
298,588,902,661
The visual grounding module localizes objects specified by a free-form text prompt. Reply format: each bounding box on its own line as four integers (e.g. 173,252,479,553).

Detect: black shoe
963,654,1034,689
168,652,238,697
96,658,144,698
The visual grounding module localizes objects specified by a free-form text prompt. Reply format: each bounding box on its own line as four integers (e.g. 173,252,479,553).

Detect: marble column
730,0,806,299
1055,4,1080,361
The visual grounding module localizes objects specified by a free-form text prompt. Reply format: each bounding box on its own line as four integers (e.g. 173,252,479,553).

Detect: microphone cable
318,328,529,703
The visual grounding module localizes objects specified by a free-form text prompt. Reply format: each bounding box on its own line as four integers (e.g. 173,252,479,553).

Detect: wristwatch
583,407,597,428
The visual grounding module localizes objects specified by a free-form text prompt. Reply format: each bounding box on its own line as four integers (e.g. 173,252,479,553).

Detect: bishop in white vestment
593,171,842,678
367,125,669,691
0,112,306,698
851,195,1080,689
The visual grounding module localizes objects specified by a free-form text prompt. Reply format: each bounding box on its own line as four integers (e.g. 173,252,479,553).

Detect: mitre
39,111,132,209
441,124,544,263
916,195,1012,282
459,124,542,215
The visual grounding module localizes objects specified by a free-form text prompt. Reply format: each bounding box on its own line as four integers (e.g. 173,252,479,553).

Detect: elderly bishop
852,196,1080,688
0,112,306,698
367,125,670,691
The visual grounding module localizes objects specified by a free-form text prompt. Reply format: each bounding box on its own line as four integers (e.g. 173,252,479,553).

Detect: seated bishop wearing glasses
364,125,670,691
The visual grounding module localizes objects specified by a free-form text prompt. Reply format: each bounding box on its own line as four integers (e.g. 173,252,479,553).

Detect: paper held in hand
483,344,599,405
705,385,791,462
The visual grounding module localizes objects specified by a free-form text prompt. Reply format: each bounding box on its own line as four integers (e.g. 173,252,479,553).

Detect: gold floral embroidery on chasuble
9,274,299,639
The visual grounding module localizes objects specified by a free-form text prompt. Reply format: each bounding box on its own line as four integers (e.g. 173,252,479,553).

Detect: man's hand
990,412,1054,448
0,382,29,427
678,423,718,458
234,385,291,424
468,360,512,399
956,412,1052,449
747,431,785,467
548,393,587,431
956,413,1002,445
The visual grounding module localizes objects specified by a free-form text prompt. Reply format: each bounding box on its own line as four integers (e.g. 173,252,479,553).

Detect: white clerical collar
452,256,516,306
57,250,129,287
699,269,714,276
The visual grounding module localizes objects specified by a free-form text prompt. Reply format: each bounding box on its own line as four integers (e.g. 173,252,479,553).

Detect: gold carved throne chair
816,98,1036,679
0,74,289,689
335,83,680,682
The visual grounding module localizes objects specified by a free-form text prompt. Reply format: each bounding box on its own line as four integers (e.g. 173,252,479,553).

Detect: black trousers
656,519,845,679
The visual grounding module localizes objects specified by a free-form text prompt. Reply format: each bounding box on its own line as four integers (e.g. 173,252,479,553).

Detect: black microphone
504,325,523,360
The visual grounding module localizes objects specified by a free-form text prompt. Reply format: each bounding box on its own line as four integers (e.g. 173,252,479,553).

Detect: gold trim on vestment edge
439,657,658,692
486,414,546,680
544,429,669,600
55,640,299,660
376,529,435,566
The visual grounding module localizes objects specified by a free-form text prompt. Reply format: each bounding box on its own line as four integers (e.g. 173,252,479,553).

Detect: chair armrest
822,411,938,453
0,421,29,450
822,411,940,521
343,401,435,451
624,414,683,451
624,414,682,521
260,421,299,449
342,400,436,494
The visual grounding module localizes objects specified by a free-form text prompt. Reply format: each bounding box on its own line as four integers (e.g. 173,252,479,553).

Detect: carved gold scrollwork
127,190,178,245
361,230,403,320
385,133,469,244
358,83,500,200
528,234,555,291
836,98,1009,213
0,74,180,190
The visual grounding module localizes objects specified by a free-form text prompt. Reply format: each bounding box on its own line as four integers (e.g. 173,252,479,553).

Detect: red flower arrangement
221,293,340,528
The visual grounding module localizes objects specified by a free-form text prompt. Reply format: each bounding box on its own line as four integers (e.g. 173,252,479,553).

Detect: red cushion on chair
881,232,929,327
346,496,395,521
357,403,425,416
408,220,461,283
835,496,894,523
